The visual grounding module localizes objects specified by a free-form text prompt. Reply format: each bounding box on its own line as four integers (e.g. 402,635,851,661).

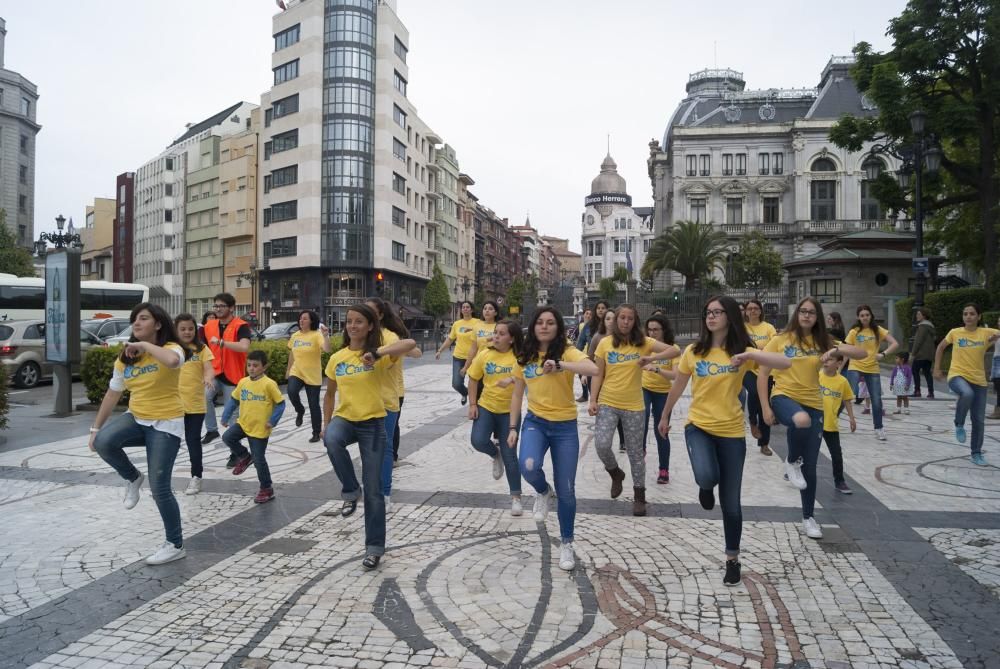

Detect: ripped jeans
518,412,580,542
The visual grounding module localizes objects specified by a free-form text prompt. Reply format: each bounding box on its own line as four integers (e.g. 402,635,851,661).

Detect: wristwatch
555,360,563,372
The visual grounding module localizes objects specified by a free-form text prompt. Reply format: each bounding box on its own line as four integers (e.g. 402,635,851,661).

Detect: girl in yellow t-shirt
759,297,864,542
285,310,331,443
461,299,500,375
589,305,679,516
642,314,677,485
743,299,778,455
933,303,1000,464
435,300,479,405
467,319,525,515
658,296,791,587
508,307,599,572
322,303,416,571
844,304,899,440
89,303,192,567
174,313,216,496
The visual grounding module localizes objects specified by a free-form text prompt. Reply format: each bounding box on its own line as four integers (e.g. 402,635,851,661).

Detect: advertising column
44,249,81,416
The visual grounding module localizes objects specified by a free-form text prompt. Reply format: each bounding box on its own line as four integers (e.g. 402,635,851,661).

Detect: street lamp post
34,214,83,255
235,261,258,324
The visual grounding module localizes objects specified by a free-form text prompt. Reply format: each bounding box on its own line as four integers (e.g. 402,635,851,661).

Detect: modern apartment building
0,18,40,248
219,110,260,318
432,144,462,307
456,172,477,305
113,172,135,283
79,198,115,281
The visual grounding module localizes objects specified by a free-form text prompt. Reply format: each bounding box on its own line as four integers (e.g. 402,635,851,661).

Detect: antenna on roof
714,41,717,70
607,133,610,155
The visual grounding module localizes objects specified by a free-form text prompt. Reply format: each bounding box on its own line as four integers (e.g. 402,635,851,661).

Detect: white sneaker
123,472,144,509
802,517,823,539
384,495,392,515
904,409,910,415
492,451,504,481
876,428,887,441
559,541,576,571
184,476,202,496
892,409,902,414
784,459,807,490
510,497,523,517
532,487,553,522
145,541,186,565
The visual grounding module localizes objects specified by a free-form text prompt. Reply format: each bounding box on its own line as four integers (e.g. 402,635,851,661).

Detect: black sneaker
309,433,321,443
835,480,853,494
202,430,220,445
723,559,741,586
698,488,715,511
225,452,239,469
295,411,304,427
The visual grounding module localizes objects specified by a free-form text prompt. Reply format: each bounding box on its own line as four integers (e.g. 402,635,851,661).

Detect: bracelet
89,427,100,433
509,425,518,430
555,360,563,372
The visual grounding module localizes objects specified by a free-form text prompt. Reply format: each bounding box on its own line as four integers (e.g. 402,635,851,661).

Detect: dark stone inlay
249,538,318,555
372,578,436,652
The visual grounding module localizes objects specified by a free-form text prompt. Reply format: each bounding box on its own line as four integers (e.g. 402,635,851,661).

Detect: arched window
811,157,836,172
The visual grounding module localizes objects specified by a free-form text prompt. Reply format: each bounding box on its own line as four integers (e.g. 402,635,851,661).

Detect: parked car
1,320,103,388
82,317,131,342
258,322,300,340
103,325,132,347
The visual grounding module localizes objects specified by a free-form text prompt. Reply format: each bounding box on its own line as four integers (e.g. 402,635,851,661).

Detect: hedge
82,333,345,405
893,287,994,345
0,363,9,430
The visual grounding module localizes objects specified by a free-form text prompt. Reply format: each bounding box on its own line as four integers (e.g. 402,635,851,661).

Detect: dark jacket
911,320,935,361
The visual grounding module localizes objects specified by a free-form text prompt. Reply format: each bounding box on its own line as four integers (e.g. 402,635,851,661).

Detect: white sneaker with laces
384,495,392,515
184,476,202,496
784,459,807,490
559,541,576,571
875,428,887,441
532,488,553,522
145,541,186,565
492,452,504,480
802,517,823,539
510,497,523,517
123,472,145,509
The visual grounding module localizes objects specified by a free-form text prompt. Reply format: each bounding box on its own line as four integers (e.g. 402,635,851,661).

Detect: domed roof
591,154,627,195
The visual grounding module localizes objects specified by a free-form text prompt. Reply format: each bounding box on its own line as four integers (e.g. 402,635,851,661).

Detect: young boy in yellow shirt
819,353,857,494
222,350,286,503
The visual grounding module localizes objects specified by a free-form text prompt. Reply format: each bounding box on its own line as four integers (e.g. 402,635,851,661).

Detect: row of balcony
717,219,913,237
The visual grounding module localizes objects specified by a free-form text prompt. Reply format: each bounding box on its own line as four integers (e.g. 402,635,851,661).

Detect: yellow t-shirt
846,326,890,374
467,347,518,415
474,321,497,351
114,343,185,420
178,345,214,414
231,375,285,439
745,321,777,373
945,327,999,386
764,333,827,410
677,344,752,438
641,357,673,394
379,328,402,412
325,347,393,422
513,347,589,421
449,318,480,360
594,336,656,411
287,329,325,386
819,372,854,433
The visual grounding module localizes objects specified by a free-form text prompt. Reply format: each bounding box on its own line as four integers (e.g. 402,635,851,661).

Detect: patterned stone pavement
1,355,998,668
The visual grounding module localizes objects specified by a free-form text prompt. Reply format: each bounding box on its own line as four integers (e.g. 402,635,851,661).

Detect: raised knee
792,411,811,428
523,457,535,472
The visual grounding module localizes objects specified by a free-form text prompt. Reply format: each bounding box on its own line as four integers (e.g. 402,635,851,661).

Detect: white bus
0,273,150,322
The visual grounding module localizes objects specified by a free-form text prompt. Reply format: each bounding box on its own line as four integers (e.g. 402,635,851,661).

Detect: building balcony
792,219,900,235
426,162,442,174
425,189,441,201
720,223,791,238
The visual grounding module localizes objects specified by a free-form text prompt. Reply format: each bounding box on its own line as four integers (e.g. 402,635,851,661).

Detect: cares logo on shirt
957,338,984,348
485,361,513,375
523,363,542,379
477,329,493,338
240,388,267,401
820,385,843,398
694,360,739,377
607,351,640,364
784,345,821,358
124,363,158,379
855,333,876,343
749,333,770,342
292,339,312,348
335,361,372,377
458,326,473,334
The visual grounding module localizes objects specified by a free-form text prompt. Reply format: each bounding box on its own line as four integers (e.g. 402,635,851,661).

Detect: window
273,59,299,84
810,279,842,304
323,118,372,152
690,197,707,223
18,165,27,184
763,196,780,224
699,154,711,176
736,153,747,175
394,71,407,96
20,97,30,116
613,238,631,253
726,198,742,225
722,153,733,176
393,138,406,161
164,209,172,222
325,10,375,44
392,172,406,195
393,104,407,129
812,157,836,172
643,239,651,253
860,179,883,220
265,237,297,258
165,183,173,196
586,262,603,283
324,46,374,79
271,94,299,120
758,153,770,175
392,206,405,228
810,180,836,220
392,241,405,261
272,129,298,154
18,195,27,213
20,134,28,154
773,153,784,174
274,24,300,50
271,200,297,223
394,36,408,62
685,155,697,177
165,157,174,170
586,240,603,256
271,165,298,188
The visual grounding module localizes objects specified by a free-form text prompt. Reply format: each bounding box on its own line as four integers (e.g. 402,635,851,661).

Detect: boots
608,467,626,498
989,407,1000,420
633,487,647,516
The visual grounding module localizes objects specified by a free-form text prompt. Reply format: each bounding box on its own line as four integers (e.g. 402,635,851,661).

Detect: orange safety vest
204,316,249,384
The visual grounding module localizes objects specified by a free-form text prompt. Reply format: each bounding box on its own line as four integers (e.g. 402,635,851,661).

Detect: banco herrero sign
585,193,632,206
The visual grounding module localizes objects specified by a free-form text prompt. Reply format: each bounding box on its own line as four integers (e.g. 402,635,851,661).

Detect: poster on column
45,252,69,363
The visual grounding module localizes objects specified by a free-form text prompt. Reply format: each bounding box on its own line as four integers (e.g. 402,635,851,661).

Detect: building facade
0,18,40,248
647,57,902,292
80,198,115,281
113,172,135,283
474,204,513,303
433,144,462,311
219,111,260,319
457,173,477,305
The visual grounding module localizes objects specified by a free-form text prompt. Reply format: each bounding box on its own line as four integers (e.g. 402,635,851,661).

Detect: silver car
0,320,103,388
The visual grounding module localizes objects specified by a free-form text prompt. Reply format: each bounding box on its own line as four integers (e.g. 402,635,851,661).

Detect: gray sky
7,0,906,251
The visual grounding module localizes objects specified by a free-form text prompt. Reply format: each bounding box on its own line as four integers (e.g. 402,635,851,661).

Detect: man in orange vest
202,293,253,468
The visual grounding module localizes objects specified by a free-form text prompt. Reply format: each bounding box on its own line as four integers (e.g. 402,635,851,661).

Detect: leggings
594,405,646,487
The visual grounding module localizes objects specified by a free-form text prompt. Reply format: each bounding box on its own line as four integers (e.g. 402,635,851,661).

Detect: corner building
260,0,441,326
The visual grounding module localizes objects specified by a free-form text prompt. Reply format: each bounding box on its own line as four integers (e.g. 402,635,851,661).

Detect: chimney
0,18,7,69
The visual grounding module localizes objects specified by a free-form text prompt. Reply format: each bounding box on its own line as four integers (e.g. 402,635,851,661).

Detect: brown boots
609,467,626,498
633,487,647,516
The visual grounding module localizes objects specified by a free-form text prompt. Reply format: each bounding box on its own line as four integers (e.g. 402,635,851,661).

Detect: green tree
422,264,451,327
473,288,486,310
0,210,37,277
507,277,525,314
730,230,784,292
828,0,1000,293
641,220,728,290
523,273,539,311
598,266,629,301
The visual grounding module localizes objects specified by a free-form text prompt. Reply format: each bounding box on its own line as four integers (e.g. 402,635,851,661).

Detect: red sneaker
656,468,669,484
232,455,254,475
254,487,274,504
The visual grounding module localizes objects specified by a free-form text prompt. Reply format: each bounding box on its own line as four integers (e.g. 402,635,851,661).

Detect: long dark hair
174,313,205,353
588,300,611,338
851,304,880,344
611,304,645,347
494,319,523,357
366,296,409,338
517,306,567,366
827,310,846,338
481,299,501,323
459,300,476,318
346,304,383,356
644,314,675,345
693,295,753,357
783,296,833,352
121,302,190,364
297,309,320,332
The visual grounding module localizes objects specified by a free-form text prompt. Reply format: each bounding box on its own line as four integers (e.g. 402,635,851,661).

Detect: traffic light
672,291,679,302
375,271,385,295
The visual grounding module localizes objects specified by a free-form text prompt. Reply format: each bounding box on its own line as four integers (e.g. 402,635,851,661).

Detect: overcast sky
6,0,906,252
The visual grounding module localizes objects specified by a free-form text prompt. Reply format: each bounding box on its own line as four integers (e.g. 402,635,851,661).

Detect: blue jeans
949,376,988,454
325,416,386,556
470,407,522,495
771,396,824,519
452,357,468,398
94,412,183,547
643,388,671,470
183,413,205,478
844,370,884,429
222,423,272,488
518,412,579,542
204,379,236,433
287,376,321,436
684,424,746,556
743,371,772,446
381,409,399,496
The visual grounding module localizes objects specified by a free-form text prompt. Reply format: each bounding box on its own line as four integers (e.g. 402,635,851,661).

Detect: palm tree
641,220,729,290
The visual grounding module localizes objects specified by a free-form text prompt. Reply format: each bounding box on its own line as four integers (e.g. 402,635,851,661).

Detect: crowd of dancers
89,292,998,585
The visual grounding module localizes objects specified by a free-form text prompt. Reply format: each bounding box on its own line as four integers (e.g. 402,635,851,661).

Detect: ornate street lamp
35,214,83,256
